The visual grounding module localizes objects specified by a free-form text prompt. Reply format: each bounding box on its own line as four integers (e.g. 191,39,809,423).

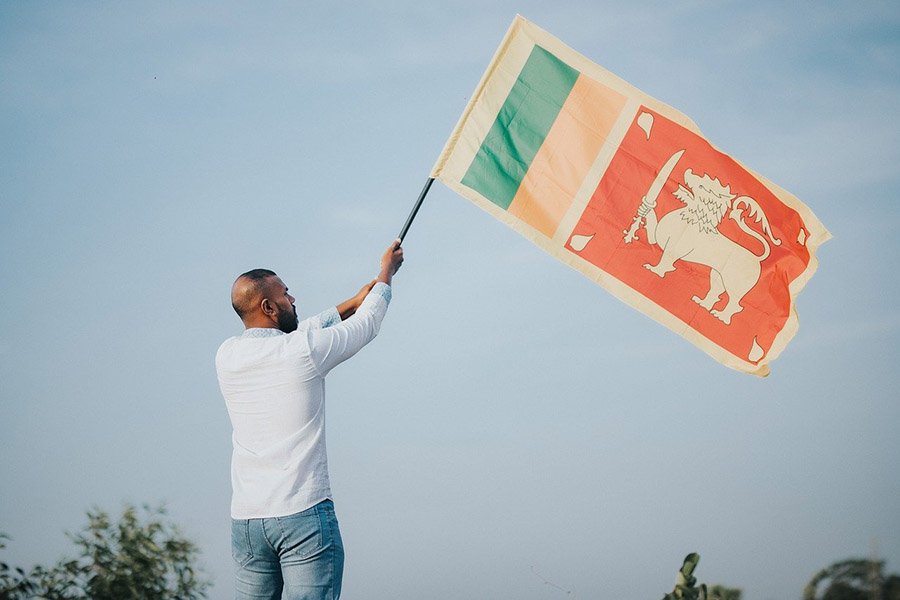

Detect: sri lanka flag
432,15,830,376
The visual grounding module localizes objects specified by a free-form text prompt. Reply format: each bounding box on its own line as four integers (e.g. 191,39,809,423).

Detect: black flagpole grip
398,177,435,244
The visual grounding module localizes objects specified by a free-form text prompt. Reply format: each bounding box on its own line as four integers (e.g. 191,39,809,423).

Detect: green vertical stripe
462,46,579,210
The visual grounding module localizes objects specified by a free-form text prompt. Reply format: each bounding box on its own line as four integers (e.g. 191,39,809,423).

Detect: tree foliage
0,534,36,599
707,584,742,600
663,553,706,600
661,553,742,600
804,558,900,600
0,504,209,600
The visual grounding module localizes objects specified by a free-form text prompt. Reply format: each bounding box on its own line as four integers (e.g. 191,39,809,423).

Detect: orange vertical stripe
508,75,627,237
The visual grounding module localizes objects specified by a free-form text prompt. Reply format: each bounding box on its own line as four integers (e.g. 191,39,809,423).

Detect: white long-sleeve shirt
216,283,391,519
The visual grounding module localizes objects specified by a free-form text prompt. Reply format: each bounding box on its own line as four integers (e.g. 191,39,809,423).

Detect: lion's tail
731,196,782,261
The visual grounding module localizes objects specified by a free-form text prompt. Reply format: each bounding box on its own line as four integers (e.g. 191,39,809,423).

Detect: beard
277,305,299,333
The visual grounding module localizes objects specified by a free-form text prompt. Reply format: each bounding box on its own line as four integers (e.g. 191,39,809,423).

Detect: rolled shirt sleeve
307,282,392,376
297,307,342,332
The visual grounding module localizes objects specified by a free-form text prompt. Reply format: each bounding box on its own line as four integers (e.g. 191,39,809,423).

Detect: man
216,239,404,600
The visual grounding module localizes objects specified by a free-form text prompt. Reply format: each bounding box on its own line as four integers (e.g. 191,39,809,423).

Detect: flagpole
398,177,434,243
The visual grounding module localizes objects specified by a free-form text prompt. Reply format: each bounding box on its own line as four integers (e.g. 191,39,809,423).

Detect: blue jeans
232,500,344,600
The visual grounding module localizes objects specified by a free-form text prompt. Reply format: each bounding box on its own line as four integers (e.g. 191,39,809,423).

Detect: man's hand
335,240,403,321
377,239,404,286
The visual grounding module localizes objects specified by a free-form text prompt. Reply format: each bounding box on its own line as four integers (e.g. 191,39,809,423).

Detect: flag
432,15,830,376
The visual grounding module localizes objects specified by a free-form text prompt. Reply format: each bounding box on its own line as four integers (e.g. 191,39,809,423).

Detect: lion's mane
673,169,735,235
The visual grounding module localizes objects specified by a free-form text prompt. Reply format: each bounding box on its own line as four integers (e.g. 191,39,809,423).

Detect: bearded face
276,303,299,333
260,275,299,333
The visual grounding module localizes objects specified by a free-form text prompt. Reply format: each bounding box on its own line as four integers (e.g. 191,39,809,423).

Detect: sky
1,1,898,599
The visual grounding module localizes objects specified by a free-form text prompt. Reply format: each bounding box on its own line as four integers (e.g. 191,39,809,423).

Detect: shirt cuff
318,307,342,328
367,282,392,305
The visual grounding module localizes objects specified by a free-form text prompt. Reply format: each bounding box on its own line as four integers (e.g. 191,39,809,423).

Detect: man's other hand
378,239,404,285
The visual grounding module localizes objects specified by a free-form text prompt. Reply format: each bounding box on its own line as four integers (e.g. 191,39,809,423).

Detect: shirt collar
241,328,286,338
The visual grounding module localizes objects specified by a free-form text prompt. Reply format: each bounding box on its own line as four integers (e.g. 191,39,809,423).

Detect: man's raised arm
334,239,404,321
308,240,404,375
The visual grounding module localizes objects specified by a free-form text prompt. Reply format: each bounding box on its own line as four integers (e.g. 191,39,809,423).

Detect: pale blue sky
1,2,898,599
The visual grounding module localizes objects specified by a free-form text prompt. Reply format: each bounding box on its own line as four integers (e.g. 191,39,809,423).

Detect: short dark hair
239,268,277,281
232,269,277,318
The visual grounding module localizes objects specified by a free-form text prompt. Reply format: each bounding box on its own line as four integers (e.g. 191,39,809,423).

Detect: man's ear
261,298,275,316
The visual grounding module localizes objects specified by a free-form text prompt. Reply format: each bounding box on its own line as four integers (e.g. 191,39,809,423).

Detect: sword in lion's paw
623,195,656,243
623,149,685,243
